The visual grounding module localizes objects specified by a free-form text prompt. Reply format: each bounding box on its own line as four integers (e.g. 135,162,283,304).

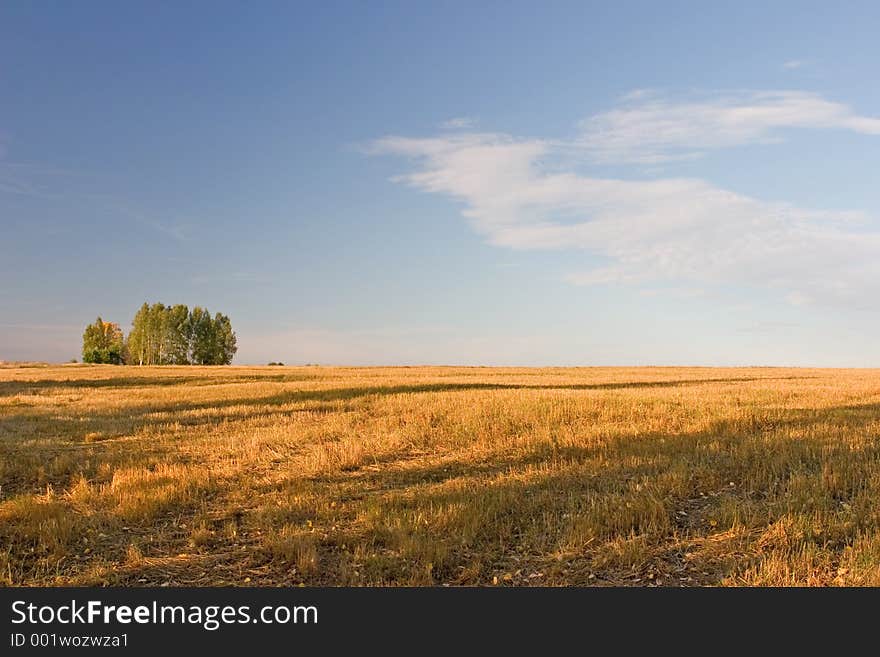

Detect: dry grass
3,364,880,586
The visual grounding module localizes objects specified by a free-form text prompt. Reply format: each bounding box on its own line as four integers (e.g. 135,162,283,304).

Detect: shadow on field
0,373,316,396
1,373,816,400
256,401,880,586
1,376,817,448
6,392,880,586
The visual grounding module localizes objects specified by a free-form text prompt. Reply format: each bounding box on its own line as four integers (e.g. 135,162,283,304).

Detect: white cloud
782,60,805,70
578,90,880,163
371,92,880,308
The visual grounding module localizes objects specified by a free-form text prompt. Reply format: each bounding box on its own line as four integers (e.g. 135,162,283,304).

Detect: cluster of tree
81,318,125,364
82,302,237,365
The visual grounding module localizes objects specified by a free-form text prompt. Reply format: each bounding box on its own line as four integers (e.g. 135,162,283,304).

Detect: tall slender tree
188,306,214,365
126,303,150,365
148,302,166,364
212,312,238,365
165,304,191,365
119,302,238,365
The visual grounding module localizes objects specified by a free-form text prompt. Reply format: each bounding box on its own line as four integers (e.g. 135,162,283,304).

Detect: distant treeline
82,302,237,365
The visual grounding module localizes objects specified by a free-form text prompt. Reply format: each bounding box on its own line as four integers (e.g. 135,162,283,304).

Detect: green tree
126,303,149,365
164,304,191,365
122,301,237,366
82,317,124,364
188,306,214,365
147,302,166,364
211,312,237,365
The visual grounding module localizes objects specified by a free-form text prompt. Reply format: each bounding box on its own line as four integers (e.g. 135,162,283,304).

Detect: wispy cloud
149,221,190,243
0,148,193,243
782,60,805,70
0,138,114,199
0,161,74,198
371,90,880,309
637,287,706,300
441,117,478,130
95,199,193,243
736,321,800,334
578,90,880,163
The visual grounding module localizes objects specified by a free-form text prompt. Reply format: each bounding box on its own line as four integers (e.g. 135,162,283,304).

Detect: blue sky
3,1,880,366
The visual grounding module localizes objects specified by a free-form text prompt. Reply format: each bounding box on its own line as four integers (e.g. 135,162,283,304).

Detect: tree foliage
82,303,237,366
82,317,125,364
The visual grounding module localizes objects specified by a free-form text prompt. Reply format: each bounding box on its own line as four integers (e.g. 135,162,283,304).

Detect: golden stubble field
3,364,880,587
